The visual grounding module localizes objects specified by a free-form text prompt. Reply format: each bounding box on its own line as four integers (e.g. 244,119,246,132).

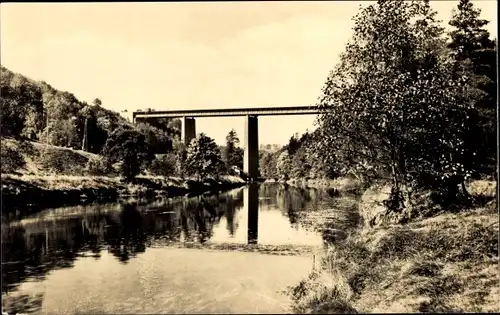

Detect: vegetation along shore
0,0,498,313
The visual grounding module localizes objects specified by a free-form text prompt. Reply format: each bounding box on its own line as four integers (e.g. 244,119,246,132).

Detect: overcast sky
1,1,497,145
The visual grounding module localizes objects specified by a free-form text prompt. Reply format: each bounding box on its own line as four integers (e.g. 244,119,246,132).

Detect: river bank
266,177,366,194
1,173,246,214
286,178,498,313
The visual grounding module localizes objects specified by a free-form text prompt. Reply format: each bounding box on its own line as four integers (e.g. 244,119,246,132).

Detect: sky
1,1,497,146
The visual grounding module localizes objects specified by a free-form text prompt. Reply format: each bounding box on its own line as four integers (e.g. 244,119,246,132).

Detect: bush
17,140,37,156
149,153,177,177
0,145,26,173
86,157,113,176
39,148,87,175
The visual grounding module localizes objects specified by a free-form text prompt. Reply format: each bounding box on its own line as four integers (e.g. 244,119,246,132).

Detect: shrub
86,157,113,176
149,153,177,177
0,145,26,173
39,148,87,175
17,140,37,156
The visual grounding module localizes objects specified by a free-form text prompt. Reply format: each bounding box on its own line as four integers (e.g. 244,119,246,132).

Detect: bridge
132,106,322,179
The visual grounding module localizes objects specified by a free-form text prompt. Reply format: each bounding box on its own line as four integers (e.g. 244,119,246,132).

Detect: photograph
1,0,498,313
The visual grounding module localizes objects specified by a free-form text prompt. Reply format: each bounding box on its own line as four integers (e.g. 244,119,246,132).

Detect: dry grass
288,180,498,313
1,138,101,176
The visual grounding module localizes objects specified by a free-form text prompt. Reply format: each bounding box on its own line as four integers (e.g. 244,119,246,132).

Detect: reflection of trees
275,185,314,225
2,185,356,298
106,204,146,263
1,190,246,295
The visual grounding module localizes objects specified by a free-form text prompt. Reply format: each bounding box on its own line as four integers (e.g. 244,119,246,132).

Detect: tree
185,133,225,180
93,98,102,107
276,151,292,180
135,122,173,154
448,0,495,61
103,127,153,181
0,68,44,138
223,129,243,170
317,0,472,209
286,133,301,155
448,0,497,175
259,151,279,179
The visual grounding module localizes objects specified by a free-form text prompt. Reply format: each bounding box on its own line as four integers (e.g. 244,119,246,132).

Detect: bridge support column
244,115,259,180
181,117,196,146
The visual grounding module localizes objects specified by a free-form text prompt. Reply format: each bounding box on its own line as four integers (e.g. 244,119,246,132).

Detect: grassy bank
1,173,245,213
287,179,498,313
1,138,245,212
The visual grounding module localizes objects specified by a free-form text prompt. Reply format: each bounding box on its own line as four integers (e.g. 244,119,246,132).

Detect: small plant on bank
39,148,87,175
85,157,113,176
0,144,26,174
149,153,177,177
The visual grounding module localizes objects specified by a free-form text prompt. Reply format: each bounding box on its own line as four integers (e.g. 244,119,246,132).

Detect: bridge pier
244,115,259,180
181,117,196,146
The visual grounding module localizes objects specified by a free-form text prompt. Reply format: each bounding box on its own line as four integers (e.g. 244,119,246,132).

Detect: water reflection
2,183,360,305
246,184,259,245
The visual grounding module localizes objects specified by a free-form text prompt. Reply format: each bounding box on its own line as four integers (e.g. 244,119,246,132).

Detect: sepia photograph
0,0,498,313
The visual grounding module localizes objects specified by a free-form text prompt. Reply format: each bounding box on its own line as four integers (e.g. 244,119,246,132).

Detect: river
1,183,360,314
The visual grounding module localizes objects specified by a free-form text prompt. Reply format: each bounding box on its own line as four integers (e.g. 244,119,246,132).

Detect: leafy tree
92,98,102,107
448,0,497,175
223,129,243,170
40,117,79,147
149,153,177,177
259,151,279,179
0,68,44,138
135,122,173,154
286,133,301,155
137,117,182,140
316,0,472,209
185,133,225,180
290,146,312,179
276,151,292,180
103,127,154,181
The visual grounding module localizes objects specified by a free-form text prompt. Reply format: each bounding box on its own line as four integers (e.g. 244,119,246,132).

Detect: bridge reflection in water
245,184,259,244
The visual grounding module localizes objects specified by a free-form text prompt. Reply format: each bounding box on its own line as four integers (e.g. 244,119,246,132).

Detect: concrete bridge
132,106,321,179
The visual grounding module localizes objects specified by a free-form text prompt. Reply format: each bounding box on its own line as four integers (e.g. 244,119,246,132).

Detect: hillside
0,65,180,156
1,137,102,176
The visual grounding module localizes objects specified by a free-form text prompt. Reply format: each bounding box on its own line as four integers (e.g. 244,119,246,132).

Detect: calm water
1,183,360,314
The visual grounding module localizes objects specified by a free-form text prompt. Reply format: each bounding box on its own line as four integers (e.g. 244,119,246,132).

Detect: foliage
316,0,473,209
136,117,182,140
185,133,225,180
0,68,44,138
259,151,279,179
0,144,26,173
39,148,88,175
135,122,173,154
0,66,181,161
447,0,497,176
222,129,243,170
276,151,292,180
102,127,154,181
85,157,113,176
149,153,177,177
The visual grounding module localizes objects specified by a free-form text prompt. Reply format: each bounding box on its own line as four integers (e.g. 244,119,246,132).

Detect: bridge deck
133,105,321,119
